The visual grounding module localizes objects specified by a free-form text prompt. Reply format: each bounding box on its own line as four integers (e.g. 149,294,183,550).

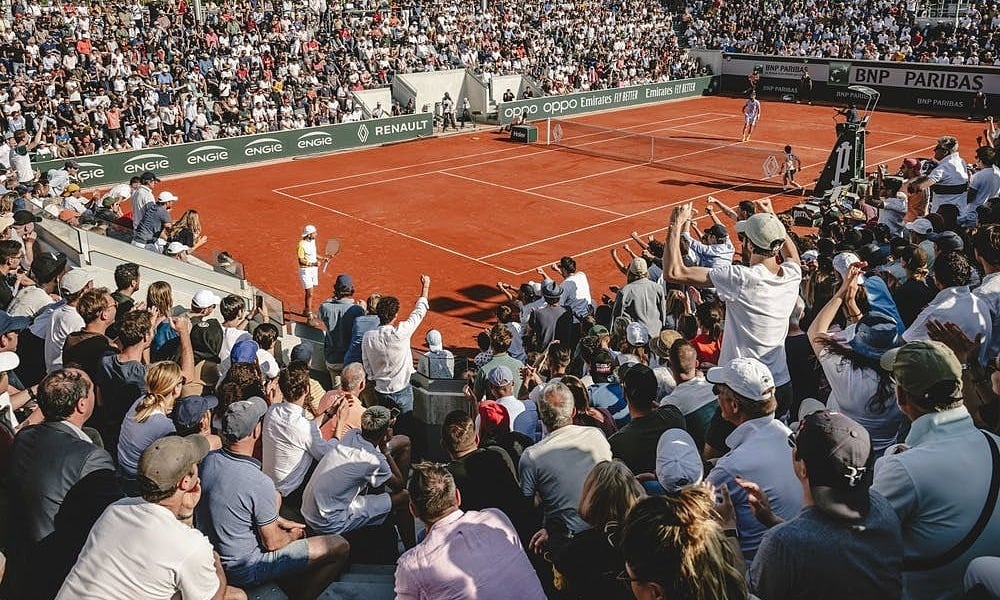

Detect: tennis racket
322,238,341,273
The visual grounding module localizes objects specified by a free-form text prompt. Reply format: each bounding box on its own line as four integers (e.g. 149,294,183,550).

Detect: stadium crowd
0,0,707,160
0,0,994,163
0,126,999,600
681,0,1000,64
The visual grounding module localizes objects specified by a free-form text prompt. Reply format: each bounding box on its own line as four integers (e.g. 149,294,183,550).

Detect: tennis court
159,95,978,349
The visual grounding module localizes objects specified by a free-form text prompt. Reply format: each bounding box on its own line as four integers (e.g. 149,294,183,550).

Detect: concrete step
244,583,287,599
319,581,396,600
242,563,396,600
344,563,397,575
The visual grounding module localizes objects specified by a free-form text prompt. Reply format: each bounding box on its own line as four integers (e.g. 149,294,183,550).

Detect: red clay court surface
155,96,985,353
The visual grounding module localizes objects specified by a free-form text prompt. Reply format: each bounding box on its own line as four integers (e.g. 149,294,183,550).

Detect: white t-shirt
263,402,336,496
219,326,250,364
817,350,905,453
969,165,1000,213
878,194,908,237
44,303,85,373
903,286,991,363
301,428,392,534
57,498,219,600
927,152,969,212
559,272,594,319
496,394,526,429
709,261,803,387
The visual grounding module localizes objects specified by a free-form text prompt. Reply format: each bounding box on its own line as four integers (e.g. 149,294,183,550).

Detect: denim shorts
228,538,311,587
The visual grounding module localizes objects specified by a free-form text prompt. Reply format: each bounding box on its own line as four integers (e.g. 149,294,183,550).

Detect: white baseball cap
165,241,189,255
426,329,443,352
60,268,94,295
904,218,933,236
192,290,222,309
0,351,20,372
157,191,179,203
833,252,866,284
302,224,317,237
655,429,704,492
735,213,786,250
706,357,776,402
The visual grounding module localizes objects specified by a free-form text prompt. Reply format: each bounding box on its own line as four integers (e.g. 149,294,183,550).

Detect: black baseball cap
30,251,68,284
590,349,615,381
705,224,729,239
12,210,41,225
141,171,161,183
793,411,873,522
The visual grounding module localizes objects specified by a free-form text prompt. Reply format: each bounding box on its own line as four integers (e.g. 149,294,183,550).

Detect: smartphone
255,295,264,310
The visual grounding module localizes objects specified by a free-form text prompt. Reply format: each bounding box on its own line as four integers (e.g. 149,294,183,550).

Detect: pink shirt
394,509,546,600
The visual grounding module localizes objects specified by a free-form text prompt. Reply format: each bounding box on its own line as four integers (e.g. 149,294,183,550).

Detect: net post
546,118,551,145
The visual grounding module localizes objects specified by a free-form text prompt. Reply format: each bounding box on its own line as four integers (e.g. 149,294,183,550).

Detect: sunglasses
615,570,649,588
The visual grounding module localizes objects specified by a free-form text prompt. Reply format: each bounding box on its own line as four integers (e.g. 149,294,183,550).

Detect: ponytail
135,361,183,423
621,488,748,600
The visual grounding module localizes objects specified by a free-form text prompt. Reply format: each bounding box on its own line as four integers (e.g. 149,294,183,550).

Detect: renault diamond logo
357,124,369,144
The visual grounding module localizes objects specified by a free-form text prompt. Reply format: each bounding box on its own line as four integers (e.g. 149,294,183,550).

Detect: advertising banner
720,54,1000,115
497,76,716,124
38,113,434,188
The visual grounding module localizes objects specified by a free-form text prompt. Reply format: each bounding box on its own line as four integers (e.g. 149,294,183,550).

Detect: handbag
903,430,1000,572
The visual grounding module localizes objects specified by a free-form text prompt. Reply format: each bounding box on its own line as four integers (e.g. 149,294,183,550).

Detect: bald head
669,340,699,380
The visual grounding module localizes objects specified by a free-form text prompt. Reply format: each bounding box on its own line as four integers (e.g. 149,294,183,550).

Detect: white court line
526,125,774,193
521,116,737,191
440,171,626,217
295,115,736,200
275,118,930,275
661,128,832,154
274,112,713,191
477,136,927,265
524,163,646,191
271,189,521,276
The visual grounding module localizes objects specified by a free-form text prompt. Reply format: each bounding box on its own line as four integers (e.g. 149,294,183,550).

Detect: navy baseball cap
0,310,29,335
141,171,161,183
171,395,219,431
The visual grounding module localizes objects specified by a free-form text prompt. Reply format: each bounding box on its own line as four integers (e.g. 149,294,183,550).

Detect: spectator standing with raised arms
664,198,801,420
362,274,431,454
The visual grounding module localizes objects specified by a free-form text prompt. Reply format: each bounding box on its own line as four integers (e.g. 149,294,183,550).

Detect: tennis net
545,117,782,183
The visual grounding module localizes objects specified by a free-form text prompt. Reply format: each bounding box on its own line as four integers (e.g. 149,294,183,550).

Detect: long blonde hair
146,281,173,318
621,488,748,600
172,209,201,238
134,361,183,423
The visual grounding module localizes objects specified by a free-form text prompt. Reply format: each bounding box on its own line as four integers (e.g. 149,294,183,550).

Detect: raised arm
629,231,650,251
610,248,629,275
706,196,738,221
705,203,724,226
664,202,713,288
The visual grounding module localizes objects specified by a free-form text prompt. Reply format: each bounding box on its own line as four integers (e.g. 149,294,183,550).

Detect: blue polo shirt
195,449,279,579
